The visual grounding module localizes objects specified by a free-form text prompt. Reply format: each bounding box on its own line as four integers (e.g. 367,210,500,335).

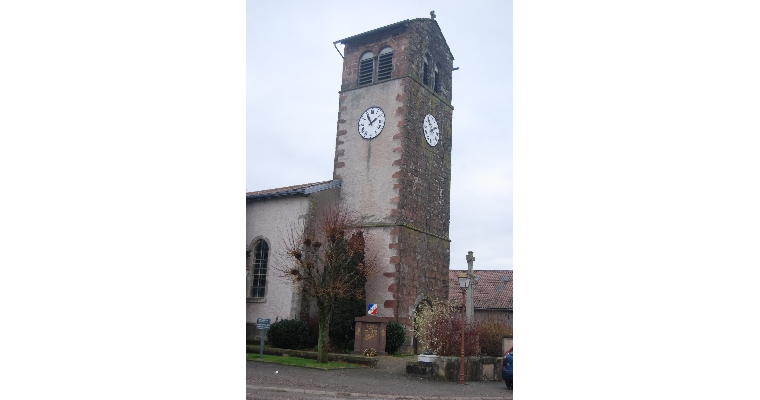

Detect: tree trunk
317,306,330,363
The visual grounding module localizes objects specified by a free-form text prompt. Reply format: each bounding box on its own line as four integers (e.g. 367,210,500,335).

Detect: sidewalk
246,355,512,399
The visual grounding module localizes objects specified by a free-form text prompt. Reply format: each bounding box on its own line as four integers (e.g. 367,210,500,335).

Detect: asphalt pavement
246,356,512,399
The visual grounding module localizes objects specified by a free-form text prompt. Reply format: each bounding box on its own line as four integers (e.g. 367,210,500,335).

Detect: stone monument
352,315,388,355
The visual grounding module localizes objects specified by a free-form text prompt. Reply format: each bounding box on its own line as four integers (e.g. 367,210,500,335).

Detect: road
246,357,512,399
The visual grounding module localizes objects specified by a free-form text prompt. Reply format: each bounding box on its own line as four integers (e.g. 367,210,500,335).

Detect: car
502,346,513,390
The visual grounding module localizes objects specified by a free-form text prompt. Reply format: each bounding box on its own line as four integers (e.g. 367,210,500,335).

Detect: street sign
256,318,271,360
256,318,270,330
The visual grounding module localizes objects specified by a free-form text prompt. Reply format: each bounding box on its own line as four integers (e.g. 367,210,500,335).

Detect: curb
246,345,378,367
247,357,361,370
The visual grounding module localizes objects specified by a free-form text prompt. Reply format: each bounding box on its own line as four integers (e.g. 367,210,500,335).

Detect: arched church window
434,63,441,93
358,51,375,85
377,47,393,81
249,240,269,298
423,54,430,86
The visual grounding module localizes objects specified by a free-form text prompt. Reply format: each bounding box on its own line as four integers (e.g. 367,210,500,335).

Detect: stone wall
341,25,409,92
474,309,513,331
403,19,454,102
406,356,503,382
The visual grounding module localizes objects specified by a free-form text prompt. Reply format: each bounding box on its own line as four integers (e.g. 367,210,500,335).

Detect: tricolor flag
367,304,378,315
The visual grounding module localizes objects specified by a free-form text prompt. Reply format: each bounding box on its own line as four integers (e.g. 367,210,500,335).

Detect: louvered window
358,52,374,85
434,63,441,93
250,240,269,298
377,47,393,81
423,61,429,85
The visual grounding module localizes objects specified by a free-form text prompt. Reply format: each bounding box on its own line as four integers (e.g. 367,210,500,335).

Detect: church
246,14,455,351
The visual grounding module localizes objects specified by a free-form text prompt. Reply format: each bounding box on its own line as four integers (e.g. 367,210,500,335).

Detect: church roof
246,180,341,201
449,269,513,310
335,18,454,60
335,19,410,44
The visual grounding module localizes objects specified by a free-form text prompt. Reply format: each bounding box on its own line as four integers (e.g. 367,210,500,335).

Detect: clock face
423,114,440,146
357,107,386,139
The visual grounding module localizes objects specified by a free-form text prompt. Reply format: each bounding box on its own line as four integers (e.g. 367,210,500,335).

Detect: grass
246,353,362,370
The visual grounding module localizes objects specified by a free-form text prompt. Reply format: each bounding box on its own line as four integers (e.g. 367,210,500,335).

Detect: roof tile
449,270,513,310
246,180,340,200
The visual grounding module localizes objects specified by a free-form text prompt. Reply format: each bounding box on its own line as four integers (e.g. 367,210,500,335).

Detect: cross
465,251,475,322
466,251,475,266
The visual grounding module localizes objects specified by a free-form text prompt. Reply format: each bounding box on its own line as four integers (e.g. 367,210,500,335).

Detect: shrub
385,321,406,353
413,299,479,356
267,319,309,350
304,316,319,349
329,297,365,352
428,314,480,356
479,319,512,357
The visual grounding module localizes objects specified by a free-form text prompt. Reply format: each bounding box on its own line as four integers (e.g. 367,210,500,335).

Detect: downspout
332,41,344,59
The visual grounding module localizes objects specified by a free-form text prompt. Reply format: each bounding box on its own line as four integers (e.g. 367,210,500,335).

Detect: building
448,270,513,330
247,14,455,350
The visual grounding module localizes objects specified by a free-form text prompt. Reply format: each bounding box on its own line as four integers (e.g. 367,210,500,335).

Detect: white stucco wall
362,226,397,318
336,80,406,319
246,195,310,323
337,80,404,223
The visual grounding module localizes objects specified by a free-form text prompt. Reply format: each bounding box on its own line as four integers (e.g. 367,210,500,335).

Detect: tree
281,207,375,363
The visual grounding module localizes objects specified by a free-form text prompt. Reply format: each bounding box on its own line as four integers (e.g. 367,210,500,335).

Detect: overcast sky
247,1,513,270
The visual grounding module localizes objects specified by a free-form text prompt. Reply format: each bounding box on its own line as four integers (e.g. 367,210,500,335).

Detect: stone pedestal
352,315,387,355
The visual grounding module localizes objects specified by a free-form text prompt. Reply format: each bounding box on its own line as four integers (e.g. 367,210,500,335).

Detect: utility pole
465,251,475,322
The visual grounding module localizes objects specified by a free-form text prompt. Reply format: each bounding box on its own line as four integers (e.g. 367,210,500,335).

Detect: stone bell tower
332,14,455,344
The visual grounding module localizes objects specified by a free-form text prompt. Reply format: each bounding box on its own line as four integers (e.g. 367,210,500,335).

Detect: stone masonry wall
391,20,454,331
393,227,450,328
404,19,454,103
395,75,453,237
341,26,409,92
